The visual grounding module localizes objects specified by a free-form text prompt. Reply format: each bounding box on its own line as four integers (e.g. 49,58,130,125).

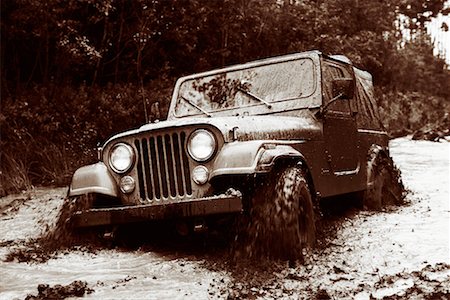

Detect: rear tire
363,153,405,210
243,165,316,260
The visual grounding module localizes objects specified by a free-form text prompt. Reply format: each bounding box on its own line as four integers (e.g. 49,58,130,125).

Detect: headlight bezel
108,143,135,174
187,129,217,162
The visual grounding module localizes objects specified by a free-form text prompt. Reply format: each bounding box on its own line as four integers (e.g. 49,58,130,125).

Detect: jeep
67,50,403,255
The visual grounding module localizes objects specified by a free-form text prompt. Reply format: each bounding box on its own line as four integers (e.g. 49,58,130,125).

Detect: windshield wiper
237,87,272,109
179,95,212,117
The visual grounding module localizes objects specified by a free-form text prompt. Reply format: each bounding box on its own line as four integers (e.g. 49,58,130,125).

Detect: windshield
174,58,315,117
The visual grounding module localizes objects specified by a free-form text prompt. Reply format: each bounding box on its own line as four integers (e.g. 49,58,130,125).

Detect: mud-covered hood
104,114,322,146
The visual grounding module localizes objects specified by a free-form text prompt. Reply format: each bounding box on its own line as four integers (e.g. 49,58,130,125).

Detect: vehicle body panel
69,162,118,198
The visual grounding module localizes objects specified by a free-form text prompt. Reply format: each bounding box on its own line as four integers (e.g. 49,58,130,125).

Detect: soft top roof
327,54,373,81
324,53,383,130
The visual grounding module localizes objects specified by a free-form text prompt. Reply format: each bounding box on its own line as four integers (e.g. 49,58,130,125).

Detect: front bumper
70,193,243,228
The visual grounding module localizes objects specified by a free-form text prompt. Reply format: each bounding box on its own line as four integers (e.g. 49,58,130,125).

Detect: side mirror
332,78,354,99
315,78,355,119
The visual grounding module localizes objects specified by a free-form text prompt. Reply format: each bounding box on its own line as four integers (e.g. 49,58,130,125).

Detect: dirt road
1,137,449,299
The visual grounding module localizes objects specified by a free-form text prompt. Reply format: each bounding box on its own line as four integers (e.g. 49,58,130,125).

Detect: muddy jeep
67,50,403,254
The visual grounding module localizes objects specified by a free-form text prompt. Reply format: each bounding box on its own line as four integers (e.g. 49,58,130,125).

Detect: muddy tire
242,165,316,260
363,153,405,210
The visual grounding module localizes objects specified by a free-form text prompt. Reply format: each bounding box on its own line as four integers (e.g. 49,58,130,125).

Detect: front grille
134,131,192,201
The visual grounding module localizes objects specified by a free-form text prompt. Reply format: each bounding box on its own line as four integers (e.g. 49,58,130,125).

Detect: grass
0,153,33,196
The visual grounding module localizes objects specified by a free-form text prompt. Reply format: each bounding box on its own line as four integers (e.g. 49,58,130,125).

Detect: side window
322,63,353,114
354,69,383,130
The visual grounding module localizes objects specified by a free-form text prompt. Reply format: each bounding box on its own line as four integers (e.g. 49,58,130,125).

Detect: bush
376,88,449,137
0,79,173,195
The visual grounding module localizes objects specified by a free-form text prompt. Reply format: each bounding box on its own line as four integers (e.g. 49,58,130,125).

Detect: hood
104,113,322,146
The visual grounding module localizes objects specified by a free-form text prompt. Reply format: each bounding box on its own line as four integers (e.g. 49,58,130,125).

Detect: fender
210,140,305,178
68,162,118,197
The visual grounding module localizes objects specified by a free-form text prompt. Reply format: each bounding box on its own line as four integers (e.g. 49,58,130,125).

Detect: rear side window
353,68,384,130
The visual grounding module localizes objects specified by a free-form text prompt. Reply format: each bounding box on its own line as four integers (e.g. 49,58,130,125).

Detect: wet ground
0,137,449,299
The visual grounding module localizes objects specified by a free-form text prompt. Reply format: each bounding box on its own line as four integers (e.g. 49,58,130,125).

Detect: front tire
244,165,316,260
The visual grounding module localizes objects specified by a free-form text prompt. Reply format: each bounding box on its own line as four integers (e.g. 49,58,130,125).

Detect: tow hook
193,219,208,233
103,226,118,240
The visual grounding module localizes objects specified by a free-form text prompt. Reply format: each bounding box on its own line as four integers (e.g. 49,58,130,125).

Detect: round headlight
109,143,135,173
188,129,216,162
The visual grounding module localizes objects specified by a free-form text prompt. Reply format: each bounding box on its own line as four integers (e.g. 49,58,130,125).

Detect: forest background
1,0,449,195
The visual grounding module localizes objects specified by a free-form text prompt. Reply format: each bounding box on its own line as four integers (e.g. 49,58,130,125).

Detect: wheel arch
209,142,318,208
210,141,317,198
270,156,317,202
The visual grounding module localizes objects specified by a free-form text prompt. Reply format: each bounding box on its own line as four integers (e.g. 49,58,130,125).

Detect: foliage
2,0,447,85
1,0,449,194
0,80,173,194
377,88,449,137
388,33,450,97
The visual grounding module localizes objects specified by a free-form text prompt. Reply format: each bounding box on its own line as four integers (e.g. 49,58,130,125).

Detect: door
322,62,359,175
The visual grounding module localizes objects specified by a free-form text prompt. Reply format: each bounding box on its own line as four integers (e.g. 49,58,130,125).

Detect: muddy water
1,250,221,299
0,192,224,299
0,137,449,299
